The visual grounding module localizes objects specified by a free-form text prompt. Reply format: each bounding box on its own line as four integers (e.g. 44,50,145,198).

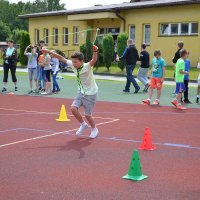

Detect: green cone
122,149,148,181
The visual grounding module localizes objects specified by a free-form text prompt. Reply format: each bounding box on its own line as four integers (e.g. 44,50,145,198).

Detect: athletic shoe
134,87,140,94
28,90,33,94
184,99,192,104
171,100,178,107
56,89,61,92
142,99,150,105
196,97,199,103
89,127,99,139
177,105,187,110
153,99,160,105
76,122,89,136
123,89,130,93
143,83,150,92
2,87,7,92
41,91,48,95
15,86,18,91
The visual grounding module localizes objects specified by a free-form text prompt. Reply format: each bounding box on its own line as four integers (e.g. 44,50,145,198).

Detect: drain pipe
115,10,126,32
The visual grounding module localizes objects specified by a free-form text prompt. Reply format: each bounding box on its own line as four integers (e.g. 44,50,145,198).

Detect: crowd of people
117,39,200,109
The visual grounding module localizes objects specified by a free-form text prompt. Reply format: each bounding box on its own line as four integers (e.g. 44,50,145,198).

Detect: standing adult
37,40,46,91
118,39,140,93
2,40,18,92
137,44,150,92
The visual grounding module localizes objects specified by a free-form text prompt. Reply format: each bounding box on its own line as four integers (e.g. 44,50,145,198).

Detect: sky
8,0,130,9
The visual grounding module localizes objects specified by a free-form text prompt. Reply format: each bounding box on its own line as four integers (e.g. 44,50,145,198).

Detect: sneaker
184,99,192,104
76,122,89,136
134,87,140,94
41,91,48,95
196,97,199,104
89,127,99,139
143,83,150,92
123,89,130,93
171,100,178,107
142,99,150,105
153,99,160,105
2,87,7,92
177,105,187,110
15,86,18,91
56,89,61,92
28,90,33,94
52,90,56,93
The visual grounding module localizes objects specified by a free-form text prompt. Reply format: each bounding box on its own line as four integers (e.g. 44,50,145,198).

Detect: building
19,0,200,66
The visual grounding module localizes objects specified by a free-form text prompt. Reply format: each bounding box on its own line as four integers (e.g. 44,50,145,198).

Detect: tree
11,29,27,44
0,20,11,41
80,43,86,61
103,34,114,70
117,33,128,71
19,31,31,65
85,29,93,62
94,37,103,69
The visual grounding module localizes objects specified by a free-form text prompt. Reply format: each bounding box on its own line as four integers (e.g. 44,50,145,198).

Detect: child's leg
156,88,162,100
176,92,182,103
29,80,33,90
85,115,95,128
71,106,84,123
197,85,200,96
148,88,153,100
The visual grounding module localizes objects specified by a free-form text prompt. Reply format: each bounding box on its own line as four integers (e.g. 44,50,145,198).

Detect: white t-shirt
66,60,98,95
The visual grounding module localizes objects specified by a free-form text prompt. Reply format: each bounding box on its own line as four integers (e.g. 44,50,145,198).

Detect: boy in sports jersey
171,49,189,110
41,45,99,138
142,50,166,105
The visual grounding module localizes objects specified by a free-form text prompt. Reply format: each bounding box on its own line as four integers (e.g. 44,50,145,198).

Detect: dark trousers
184,80,189,100
125,65,139,91
3,64,17,83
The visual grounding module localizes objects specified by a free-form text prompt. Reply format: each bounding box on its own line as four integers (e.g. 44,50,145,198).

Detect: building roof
18,0,200,19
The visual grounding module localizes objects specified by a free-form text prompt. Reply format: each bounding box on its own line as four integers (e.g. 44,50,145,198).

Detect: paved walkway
0,67,197,87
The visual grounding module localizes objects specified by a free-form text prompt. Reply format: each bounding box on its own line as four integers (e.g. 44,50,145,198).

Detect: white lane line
0,128,19,133
0,119,120,148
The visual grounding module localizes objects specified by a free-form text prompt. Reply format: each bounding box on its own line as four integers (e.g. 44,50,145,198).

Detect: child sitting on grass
196,58,200,103
171,49,189,110
142,50,166,105
41,45,99,138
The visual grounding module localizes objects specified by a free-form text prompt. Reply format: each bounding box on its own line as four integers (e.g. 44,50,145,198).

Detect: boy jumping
42,45,99,138
142,50,166,105
171,49,189,110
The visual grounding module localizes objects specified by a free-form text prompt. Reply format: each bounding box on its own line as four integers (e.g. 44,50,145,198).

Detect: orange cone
138,127,156,151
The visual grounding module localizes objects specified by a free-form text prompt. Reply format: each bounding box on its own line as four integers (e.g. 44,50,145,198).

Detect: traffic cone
56,104,70,122
138,127,156,150
122,149,148,181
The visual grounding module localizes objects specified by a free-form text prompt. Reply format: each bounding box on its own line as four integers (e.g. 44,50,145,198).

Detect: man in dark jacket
118,39,140,93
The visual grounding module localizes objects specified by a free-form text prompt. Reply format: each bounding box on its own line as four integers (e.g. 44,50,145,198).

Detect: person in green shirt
171,49,189,110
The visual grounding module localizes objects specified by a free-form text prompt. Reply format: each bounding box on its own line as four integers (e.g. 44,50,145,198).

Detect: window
171,24,178,35
35,29,39,44
44,29,49,44
73,26,79,45
129,25,135,42
160,22,198,36
107,28,120,35
63,28,68,45
143,24,151,45
53,28,58,45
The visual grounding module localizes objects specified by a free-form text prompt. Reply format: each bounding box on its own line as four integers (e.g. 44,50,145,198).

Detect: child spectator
41,45,99,138
171,49,189,110
24,45,38,94
196,58,200,103
183,53,192,104
137,44,150,92
50,51,60,93
142,50,166,105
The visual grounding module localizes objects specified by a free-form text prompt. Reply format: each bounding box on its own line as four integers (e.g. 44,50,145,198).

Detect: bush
94,37,103,69
103,34,114,70
11,29,27,44
117,33,128,71
85,29,93,62
80,43,86,61
19,31,30,66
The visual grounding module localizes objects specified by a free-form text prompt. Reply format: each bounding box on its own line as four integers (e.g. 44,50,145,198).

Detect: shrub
117,33,128,71
85,29,93,62
19,31,30,66
102,34,114,70
94,37,103,69
80,43,86,61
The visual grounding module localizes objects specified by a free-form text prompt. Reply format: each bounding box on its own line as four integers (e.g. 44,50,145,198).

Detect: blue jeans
125,65,140,91
52,71,60,91
39,67,46,89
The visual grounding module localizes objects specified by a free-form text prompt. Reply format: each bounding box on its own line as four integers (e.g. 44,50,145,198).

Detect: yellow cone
56,104,70,122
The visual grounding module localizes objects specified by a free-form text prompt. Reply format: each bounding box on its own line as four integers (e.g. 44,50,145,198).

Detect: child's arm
42,49,67,64
24,45,31,55
179,69,189,75
89,45,98,67
161,67,166,82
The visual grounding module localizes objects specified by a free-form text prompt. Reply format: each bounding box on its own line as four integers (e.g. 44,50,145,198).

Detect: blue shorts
175,82,186,94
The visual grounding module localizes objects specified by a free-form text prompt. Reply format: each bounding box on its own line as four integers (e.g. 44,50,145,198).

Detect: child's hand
93,45,98,52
